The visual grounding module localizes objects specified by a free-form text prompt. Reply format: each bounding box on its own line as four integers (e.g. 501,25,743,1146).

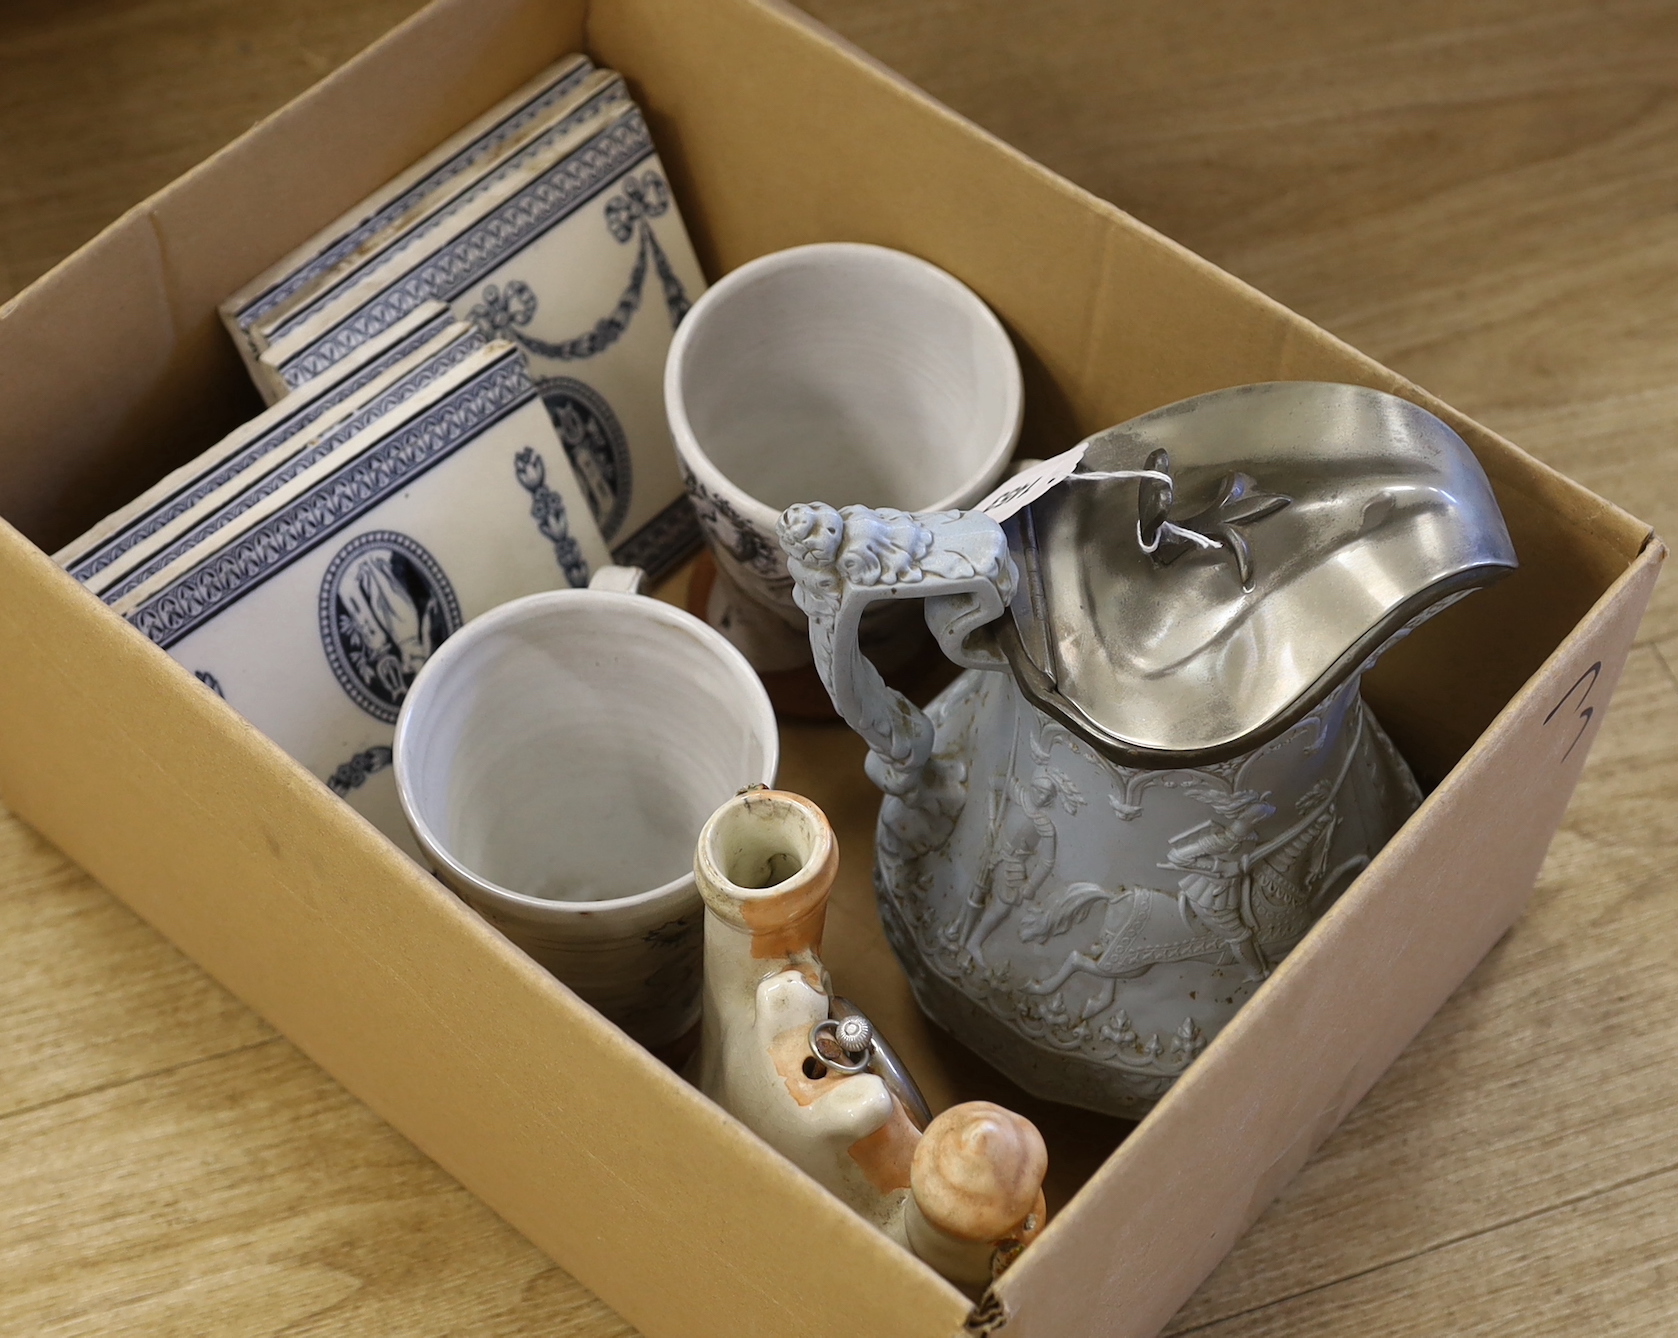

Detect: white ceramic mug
665,242,1023,671
392,579,778,1051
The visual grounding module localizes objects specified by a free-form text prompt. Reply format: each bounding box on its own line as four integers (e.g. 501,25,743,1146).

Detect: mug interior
398,594,776,906
675,245,1020,512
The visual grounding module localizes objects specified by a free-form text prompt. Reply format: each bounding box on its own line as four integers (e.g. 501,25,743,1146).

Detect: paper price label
976,443,1089,523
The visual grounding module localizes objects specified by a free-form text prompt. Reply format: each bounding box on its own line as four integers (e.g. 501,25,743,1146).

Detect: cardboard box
0,1,1660,1335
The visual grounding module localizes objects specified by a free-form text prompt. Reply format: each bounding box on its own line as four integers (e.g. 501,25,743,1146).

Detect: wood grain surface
2,0,1675,1333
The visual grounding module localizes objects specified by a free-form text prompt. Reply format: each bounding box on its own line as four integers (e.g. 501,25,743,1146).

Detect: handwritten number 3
1544,661,1602,762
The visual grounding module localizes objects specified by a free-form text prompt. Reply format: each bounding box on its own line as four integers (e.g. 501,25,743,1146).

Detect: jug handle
778,504,1017,779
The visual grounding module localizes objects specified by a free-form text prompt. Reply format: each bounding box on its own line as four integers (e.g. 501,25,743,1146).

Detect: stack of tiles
57,54,706,851
224,51,707,574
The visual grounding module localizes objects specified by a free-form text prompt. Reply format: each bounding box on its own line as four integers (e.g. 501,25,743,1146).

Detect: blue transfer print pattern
126,353,534,649
277,113,657,387
267,79,632,345
103,331,487,606
532,376,631,541
70,312,462,584
236,58,596,331
326,745,395,796
609,494,702,584
514,447,591,587
467,170,692,363
317,530,462,724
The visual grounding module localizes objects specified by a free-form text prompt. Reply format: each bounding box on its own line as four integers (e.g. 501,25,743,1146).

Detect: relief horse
1018,805,1364,1021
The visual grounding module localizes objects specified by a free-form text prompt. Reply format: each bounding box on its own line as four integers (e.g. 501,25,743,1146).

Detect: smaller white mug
665,242,1023,672
392,577,778,1051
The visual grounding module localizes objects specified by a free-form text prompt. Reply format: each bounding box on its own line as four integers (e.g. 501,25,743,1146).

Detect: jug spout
695,788,843,1130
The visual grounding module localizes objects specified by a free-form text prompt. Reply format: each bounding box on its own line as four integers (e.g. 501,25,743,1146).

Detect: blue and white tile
57,301,457,580
114,342,610,853
248,79,633,399
220,52,595,375
83,320,484,601
261,106,708,579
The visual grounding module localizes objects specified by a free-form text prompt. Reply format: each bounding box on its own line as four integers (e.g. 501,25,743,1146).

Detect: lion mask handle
778,503,1017,793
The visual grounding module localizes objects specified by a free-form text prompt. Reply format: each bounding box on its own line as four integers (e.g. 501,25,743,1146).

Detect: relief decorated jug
775,383,1518,1119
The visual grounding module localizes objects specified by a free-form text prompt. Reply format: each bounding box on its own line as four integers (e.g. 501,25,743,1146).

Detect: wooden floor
3,0,1677,1333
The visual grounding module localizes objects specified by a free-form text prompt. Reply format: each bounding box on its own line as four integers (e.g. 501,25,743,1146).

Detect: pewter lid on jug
996,381,1519,767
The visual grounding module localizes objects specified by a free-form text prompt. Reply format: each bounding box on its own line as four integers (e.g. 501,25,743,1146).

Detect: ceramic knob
910,1100,1048,1243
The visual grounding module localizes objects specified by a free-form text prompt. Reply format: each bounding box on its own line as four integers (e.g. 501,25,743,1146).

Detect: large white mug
665,242,1023,673
392,581,778,1052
